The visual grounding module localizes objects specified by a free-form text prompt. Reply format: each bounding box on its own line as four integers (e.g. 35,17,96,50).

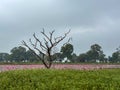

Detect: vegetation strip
0,69,120,90
0,64,120,72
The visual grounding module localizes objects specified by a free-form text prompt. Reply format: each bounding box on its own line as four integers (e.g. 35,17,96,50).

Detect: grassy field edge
0,69,120,90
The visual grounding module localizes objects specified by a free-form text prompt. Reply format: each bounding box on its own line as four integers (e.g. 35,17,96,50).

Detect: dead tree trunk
22,29,70,69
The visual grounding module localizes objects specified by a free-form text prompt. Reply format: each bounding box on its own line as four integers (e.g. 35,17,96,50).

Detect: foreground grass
0,69,120,90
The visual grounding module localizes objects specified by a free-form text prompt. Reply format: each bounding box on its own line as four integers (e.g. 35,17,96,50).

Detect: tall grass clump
0,69,120,90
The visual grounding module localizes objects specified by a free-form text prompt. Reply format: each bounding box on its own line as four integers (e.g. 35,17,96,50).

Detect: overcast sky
0,0,120,56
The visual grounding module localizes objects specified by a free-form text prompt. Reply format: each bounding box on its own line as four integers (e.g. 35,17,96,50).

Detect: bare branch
41,28,50,41
29,39,36,48
22,29,70,69
63,37,72,46
49,30,55,45
49,30,55,40
22,40,49,68
33,33,47,50
22,40,41,58
41,29,56,47
52,30,70,47
43,38,49,49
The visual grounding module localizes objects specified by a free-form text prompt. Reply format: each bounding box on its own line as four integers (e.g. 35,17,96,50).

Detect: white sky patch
96,16,116,29
70,27,95,35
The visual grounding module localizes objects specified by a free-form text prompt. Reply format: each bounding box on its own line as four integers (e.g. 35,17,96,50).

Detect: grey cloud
1,0,120,28
0,0,120,56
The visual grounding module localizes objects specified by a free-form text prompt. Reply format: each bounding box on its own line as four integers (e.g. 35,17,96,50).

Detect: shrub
0,69,120,90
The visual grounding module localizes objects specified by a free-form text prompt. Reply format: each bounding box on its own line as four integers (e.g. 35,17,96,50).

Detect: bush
0,69,120,90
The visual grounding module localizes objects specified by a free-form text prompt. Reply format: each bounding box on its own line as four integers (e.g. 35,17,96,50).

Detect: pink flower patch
0,64,120,72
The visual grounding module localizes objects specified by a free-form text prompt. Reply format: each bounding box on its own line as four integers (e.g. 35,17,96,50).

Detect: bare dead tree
22,29,70,69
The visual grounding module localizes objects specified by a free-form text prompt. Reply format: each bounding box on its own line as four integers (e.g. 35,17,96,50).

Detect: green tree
60,43,74,60
111,52,119,63
26,50,38,62
0,53,9,62
86,44,105,62
52,53,62,62
71,53,77,62
77,53,87,62
10,46,26,62
111,46,120,63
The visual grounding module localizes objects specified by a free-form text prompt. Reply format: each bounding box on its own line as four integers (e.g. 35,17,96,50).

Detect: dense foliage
61,43,74,60
0,69,120,90
0,44,120,63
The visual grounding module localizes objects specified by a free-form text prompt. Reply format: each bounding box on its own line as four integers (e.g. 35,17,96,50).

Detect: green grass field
0,69,120,90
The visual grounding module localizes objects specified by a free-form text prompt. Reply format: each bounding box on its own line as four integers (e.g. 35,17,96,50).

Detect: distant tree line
53,43,120,63
0,46,37,63
0,44,120,63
